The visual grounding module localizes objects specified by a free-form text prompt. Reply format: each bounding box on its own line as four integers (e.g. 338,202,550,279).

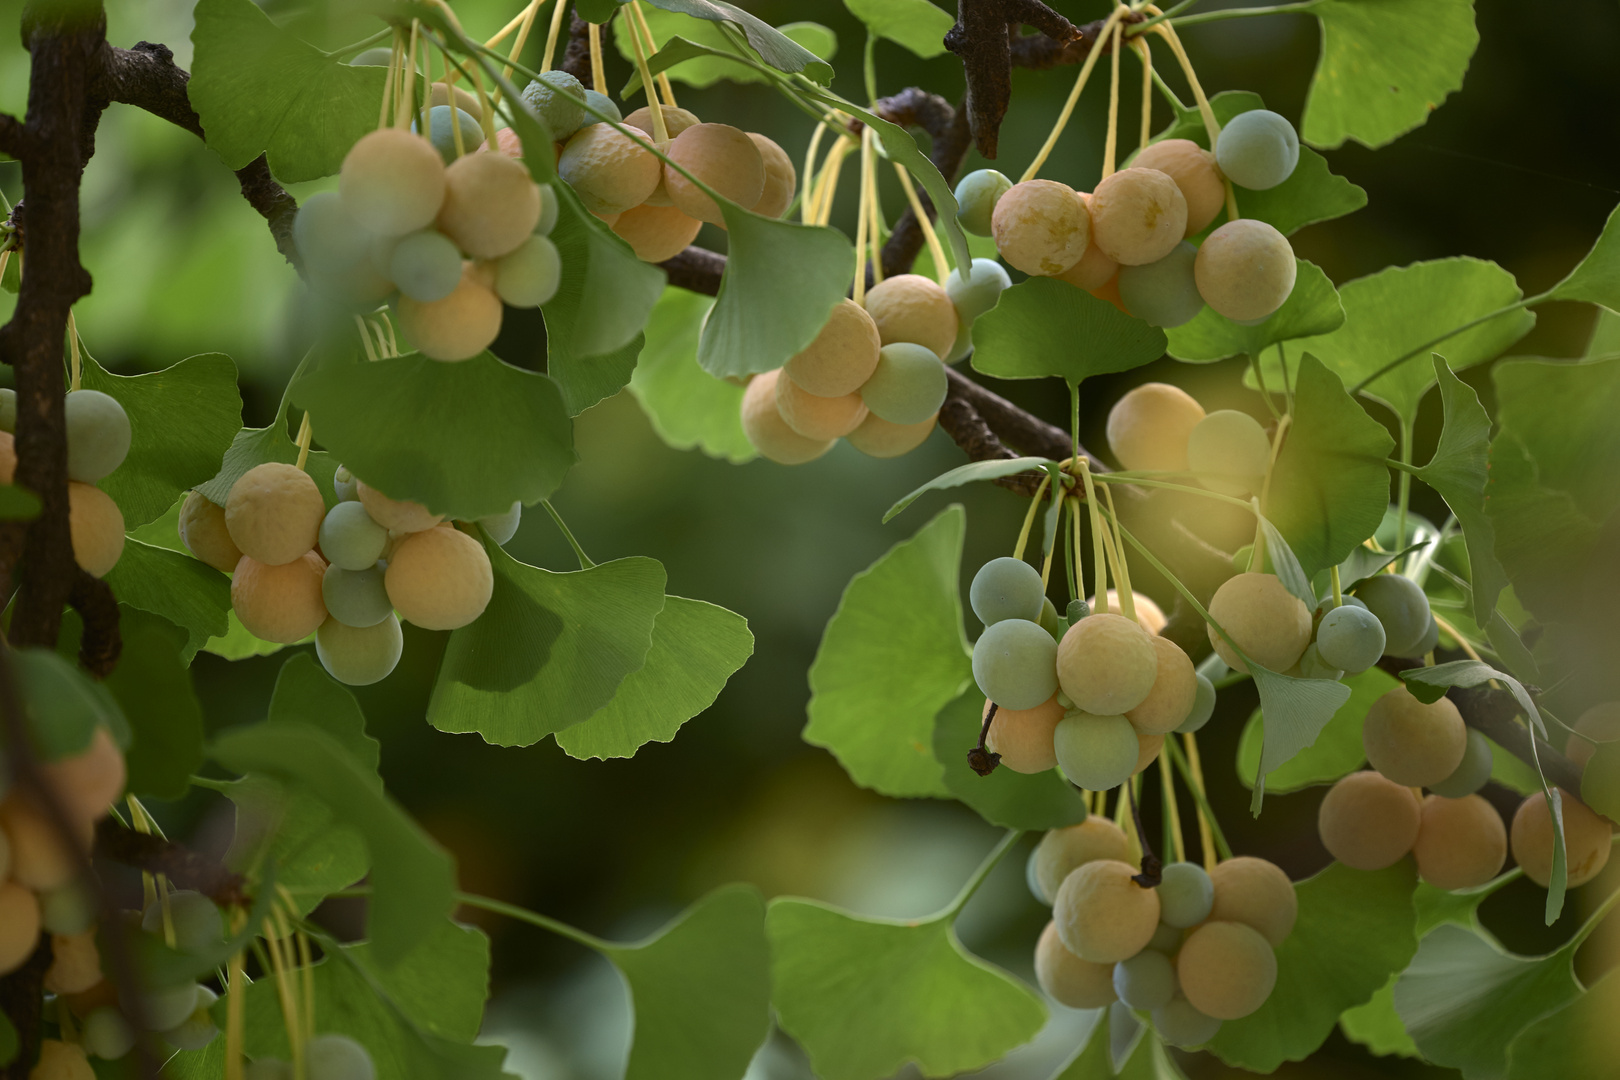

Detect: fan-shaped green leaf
616,15,836,91
104,538,230,661
972,278,1166,384
1237,665,1396,793
1247,663,1353,812
628,288,754,463
641,0,835,83
844,0,954,59
1168,261,1342,365
1505,968,1620,1080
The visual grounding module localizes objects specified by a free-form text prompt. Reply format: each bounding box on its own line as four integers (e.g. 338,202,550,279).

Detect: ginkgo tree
1,0,1618,1078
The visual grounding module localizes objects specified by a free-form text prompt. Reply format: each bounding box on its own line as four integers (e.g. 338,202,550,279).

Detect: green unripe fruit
477,502,522,545
1430,728,1493,798
1113,948,1177,1010
860,343,948,425
944,258,1013,361
334,465,359,503
121,980,200,1032
495,235,562,308
64,389,132,483
1176,673,1217,734
580,89,621,127
141,890,224,953
316,615,404,687
319,501,388,572
39,883,96,936
306,1033,376,1080
414,105,484,163
293,191,372,276
83,1006,136,1059
1117,241,1204,328
1315,604,1385,673
1187,409,1270,496
322,563,393,628
165,986,220,1050
1157,861,1215,928
348,47,394,66
972,618,1059,710
1215,109,1300,191
521,70,587,141
1154,996,1222,1047
1353,573,1432,657
1054,710,1139,791
389,230,464,303
954,169,1011,236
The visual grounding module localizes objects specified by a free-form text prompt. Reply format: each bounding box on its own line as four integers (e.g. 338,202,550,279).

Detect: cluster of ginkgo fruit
179,462,511,686
956,108,1301,329
1029,817,1294,1046
1,387,129,580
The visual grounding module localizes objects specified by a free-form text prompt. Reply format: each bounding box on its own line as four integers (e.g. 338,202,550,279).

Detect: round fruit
120,977,200,1032
558,123,662,216
333,465,359,503
1194,219,1297,322
1034,920,1117,1008
430,81,482,119
1363,685,1467,788
535,183,560,234
164,986,220,1050
1177,673,1218,734
739,370,835,465
141,890,223,953
860,343,947,426
1567,702,1620,770
1206,572,1311,673
1135,730,1166,774
1430,728,1494,799
0,881,42,976
972,618,1059,710
1149,922,1184,953
179,490,243,573
1088,590,1169,634
1030,818,1132,904
1511,789,1613,888
233,552,328,643
1187,408,1270,496
39,884,96,937
63,389,131,483
992,179,1091,276
1177,921,1277,1020
580,89,620,127
970,557,1045,626
1157,861,1215,928
322,564,392,628
1317,770,1422,870
1126,636,1198,735
387,230,462,303
316,615,404,687
1214,110,1300,191
985,695,1064,773
68,482,124,577
1054,710,1140,791
1054,859,1161,963
40,726,125,823
1315,604,1386,673
863,275,959,361
783,299,882,397
339,128,447,237
82,1006,136,1060
1208,856,1296,946
1132,138,1224,234
1353,573,1432,658
225,462,325,566
1114,948,1177,1010
437,152,541,259
416,105,484,163
1413,794,1507,890
384,526,493,631
477,502,522,546
1058,612,1160,714
1106,382,1206,473
1154,996,1222,1047
622,105,701,141
943,257,1013,361
748,133,796,218
305,1033,376,1080
612,204,702,263
1117,242,1204,328
774,374,868,440
846,412,936,458
955,169,1012,236
45,928,103,994
1089,167,1188,265
356,482,442,534
520,70,587,140
30,1040,94,1080
664,123,766,226
319,501,388,571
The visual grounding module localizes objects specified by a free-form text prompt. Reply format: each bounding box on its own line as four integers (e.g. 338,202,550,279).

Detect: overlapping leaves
972,277,1166,383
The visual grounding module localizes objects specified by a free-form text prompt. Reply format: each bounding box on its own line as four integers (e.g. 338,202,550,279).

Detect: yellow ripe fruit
1105,382,1206,473
40,727,125,825
385,525,494,630
664,123,765,227
1208,855,1297,946
559,123,662,216
1187,408,1270,496
862,274,959,361
0,795,92,891
749,133,797,218
1034,920,1118,1008
0,881,42,976
1567,702,1620,770
1413,794,1507,891
67,482,124,577
1177,921,1277,1020
1131,139,1225,235
397,263,504,362
339,128,447,237
1088,590,1169,634
1511,789,1613,889
225,462,325,567
232,552,328,644
783,299,882,398
1206,572,1311,673
992,179,1092,276
1134,730,1165,774
774,375,868,440
846,412,936,458
1054,858,1161,963
0,430,14,482
1032,818,1132,903
1194,219,1297,322
1363,685,1467,788
1127,636,1197,735
44,929,102,995
437,153,542,259
1057,613,1159,715
625,106,702,208
740,371,835,465
356,482,443,533
1089,168,1188,266
1052,192,1118,289
985,694,1064,774
612,203,703,262
178,490,242,573
430,81,481,117
30,1040,95,1080
1317,770,1422,871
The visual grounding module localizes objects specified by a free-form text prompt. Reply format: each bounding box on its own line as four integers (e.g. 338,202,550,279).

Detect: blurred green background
3,0,1619,1076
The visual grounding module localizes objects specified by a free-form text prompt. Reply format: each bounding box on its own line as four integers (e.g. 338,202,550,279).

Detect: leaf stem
455,891,614,952
1128,0,1203,35
863,31,878,106
541,500,595,569
1021,5,1129,183
1167,1,1322,29
937,828,1022,920
1093,472,1256,511
1164,735,1234,861
1011,474,1053,561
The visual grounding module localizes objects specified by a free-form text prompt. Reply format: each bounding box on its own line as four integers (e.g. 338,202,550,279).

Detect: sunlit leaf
641,0,835,83
1504,969,1620,1080
616,15,837,91
1169,261,1342,365
844,0,954,59
884,456,1051,523
627,288,754,463
1546,203,1620,312
1339,976,1422,1060
1248,663,1353,813
972,278,1166,383
932,691,1087,830
1237,665,1396,793
194,403,339,515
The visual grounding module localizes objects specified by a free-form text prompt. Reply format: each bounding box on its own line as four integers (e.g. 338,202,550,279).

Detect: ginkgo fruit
954,168,1011,236
558,123,661,216
973,618,1059,710
1126,636,1197,735
1206,572,1311,673
1088,167,1187,265
1117,242,1204,328
748,133,797,217
316,615,405,687
63,389,131,484
437,152,542,258
1214,110,1300,191
178,490,244,572
944,258,1013,361
81,1006,135,1060
322,564,392,628
417,105,484,163
846,412,936,458
319,501,389,571
862,274,959,361
782,299,882,397
520,70,586,141
1157,861,1215,928
29,1039,94,1080
625,105,701,208
1412,794,1506,890
356,482,443,534
1362,685,1467,788
225,462,325,566
612,204,703,263
40,726,126,824
860,343,948,426
1134,730,1166,774
1207,856,1297,946
0,795,92,891
1053,192,1118,289
1430,728,1494,799
1131,138,1224,234
1511,789,1612,889
740,371,835,465
1057,613,1159,714
1187,408,1270,496
1354,573,1433,658
664,123,766,226
1176,921,1277,1020
385,525,494,630
44,928,102,995
1054,710,1140,791
0,881,41,976
305,1033,377,1080
68,482,124,577
232,551,328,644
1105,382,1206,473
985,695,1063,774
1087,590,1169,634
387,230,463,303
397,263,503,361
1114,947,1177,1010
1030,817,1132,904
1566,702,1620,769
774,375,868,440
970,556,1045,626
992,179,1091,276
1154,996,1222,1047
1194,219,1296,322
1034,921,1118,1008
1317,770,1422,871
339,128,447,237
1054,858,1161,963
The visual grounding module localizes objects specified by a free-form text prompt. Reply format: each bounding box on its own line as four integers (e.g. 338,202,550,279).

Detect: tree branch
0,112,27,158
946,0,1081,158
93,819,249,907
69,568,121,678
561,13,598,87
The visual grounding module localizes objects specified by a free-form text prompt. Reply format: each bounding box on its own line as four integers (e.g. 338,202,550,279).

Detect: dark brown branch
657,245,727,293
69,568,121,677
873,89,974,283
0,112,28,157
561,12,601,87
1126,779,1162,887
945,0,1079,158
968,701,1000,776
944,366,1074,461
94,819,249,907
